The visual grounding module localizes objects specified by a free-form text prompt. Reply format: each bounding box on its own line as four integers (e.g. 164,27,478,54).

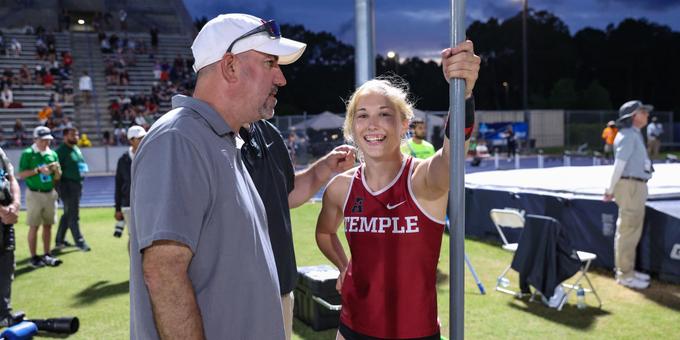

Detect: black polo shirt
241,120,297,295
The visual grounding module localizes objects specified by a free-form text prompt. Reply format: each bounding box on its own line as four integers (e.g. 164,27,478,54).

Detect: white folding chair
489,208,526,297
523,214,603,311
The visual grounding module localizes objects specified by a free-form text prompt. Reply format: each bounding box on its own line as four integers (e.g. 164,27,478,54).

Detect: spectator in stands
153,61,161,80
119,9,128,32
35,37,47,60
119,69,129,86
0,86,12,108
45,31,56,47
101,38,112,54
55,127,90,251
0,33,5,56
38,105,52,125
2,69,14,88
47,43,57,60
149,25,159,53
102,130,114,146
53,104,64,120
9,38,21,57
18,126,62,268
18,65,32,87
42,71,54,89
78,71,93,104
62,51,73,71
13,119,25,146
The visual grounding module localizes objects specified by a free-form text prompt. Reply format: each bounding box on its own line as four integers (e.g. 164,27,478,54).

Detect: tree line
196,10,680,117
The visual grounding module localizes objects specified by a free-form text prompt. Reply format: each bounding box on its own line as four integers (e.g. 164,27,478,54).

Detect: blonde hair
343,77,415,143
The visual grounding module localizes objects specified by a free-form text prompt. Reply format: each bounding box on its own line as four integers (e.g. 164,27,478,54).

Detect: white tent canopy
412,108,444,127
291,111,345,131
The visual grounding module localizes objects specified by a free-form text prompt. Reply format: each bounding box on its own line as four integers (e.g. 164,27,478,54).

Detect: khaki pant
281,292,294,340
613,179,648,279
25,189,57,226
647,138,661,159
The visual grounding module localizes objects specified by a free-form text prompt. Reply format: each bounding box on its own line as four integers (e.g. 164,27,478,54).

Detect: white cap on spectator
127,126,147,140
33,126,54,140
191,13,306,72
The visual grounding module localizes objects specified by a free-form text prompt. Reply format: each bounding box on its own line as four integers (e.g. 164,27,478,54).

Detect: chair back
490,208,526,246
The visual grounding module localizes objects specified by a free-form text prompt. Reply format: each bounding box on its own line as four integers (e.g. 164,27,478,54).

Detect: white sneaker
617,276,650,289
634,271,650,281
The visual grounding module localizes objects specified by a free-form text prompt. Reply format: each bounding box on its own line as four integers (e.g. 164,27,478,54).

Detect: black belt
28,188,53,193
621,176,648,183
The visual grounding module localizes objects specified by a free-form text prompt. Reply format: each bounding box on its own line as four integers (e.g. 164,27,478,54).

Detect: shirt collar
171,95,233,137
31,143,51,156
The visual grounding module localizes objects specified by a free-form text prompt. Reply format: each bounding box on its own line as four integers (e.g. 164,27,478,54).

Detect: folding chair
522,214,603,311
489,208,526,297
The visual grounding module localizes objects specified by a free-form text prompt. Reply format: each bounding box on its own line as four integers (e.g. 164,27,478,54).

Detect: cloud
595,0,680,10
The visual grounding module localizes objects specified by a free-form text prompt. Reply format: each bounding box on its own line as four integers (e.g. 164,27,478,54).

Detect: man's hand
0,204,19,225
37,164,51,175
322,145,356,173
603,193,614,202
441,40,481,98
115,211,124,221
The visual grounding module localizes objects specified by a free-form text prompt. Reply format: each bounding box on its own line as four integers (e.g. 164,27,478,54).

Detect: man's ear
220,53,238,83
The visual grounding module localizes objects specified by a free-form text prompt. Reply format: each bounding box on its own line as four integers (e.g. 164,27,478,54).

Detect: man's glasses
227,20,281,53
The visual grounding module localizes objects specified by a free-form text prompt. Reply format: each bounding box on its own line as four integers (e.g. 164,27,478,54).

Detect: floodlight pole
355,0,375,87
449,0,466,339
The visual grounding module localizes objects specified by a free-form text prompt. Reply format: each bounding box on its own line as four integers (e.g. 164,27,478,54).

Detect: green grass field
7,205,680,339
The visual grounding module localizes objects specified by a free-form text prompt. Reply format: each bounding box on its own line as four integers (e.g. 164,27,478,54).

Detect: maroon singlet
340,156,445,339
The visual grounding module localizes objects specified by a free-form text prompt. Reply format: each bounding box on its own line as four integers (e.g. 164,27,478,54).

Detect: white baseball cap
127,125,147,140
191,13,307,72
33,126,54,140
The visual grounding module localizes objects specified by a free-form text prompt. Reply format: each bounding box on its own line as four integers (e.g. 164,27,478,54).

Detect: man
401,117,435,159
130,13,305,339
0,146,21,327
646,116,663,159
240,121,355,340
114,126,146,238
18,127,62,268
604,100,653,289
78,71,92,104
55,127,90,251
601,120,618,161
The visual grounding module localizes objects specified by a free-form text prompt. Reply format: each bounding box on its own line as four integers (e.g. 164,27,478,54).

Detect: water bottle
576,285,586,310
498,277,510,288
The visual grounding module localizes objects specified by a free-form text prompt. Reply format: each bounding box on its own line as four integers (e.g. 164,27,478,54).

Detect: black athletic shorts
338,321,441,340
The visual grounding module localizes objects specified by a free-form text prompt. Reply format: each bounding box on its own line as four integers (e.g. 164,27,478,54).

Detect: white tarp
465,163,680,200
291,111,345,131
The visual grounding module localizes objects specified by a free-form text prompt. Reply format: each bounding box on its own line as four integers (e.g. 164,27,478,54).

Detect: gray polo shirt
129,95,284,339
614,127,652,180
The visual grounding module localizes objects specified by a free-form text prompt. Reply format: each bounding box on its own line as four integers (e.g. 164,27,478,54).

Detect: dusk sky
183,0,680,60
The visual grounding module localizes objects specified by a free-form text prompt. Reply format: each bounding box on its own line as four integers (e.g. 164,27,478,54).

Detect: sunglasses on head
227,19,281,53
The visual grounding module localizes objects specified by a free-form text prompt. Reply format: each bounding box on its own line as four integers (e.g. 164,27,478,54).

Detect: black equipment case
293,265,342,331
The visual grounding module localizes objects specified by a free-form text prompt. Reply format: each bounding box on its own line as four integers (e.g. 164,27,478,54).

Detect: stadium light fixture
77,19,85,25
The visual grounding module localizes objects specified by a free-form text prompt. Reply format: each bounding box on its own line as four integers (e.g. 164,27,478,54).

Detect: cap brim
641,104,654,112
254,38,306,65
38,135,54,140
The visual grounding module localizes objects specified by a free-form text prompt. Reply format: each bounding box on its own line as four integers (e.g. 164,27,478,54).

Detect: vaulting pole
449,0,466,339
355,0,375,87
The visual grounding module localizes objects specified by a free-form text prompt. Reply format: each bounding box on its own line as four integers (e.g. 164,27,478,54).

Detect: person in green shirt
400,117,436,159
17,126,62,268
55,127,90,252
